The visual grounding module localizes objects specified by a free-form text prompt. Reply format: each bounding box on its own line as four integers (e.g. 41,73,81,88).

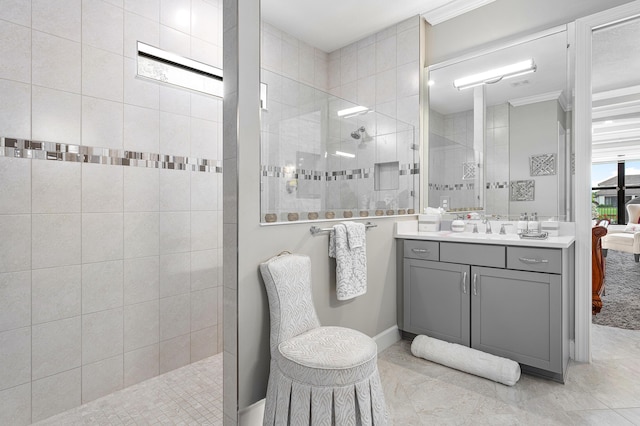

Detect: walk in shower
0,2,223,424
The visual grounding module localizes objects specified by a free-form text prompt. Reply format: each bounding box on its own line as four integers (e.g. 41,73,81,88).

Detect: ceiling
261,0,495,52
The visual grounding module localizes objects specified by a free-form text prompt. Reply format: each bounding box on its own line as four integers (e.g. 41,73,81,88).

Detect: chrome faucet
499,223,514,235
483,217,492,234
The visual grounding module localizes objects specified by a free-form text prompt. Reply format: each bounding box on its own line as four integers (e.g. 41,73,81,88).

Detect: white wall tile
0,20,31,83
0,79,31,139
191,210,217,251
159,252,190,297
376,36,397,73
160,169,190,211
124,166,160,212
191,0,218,44
32,265,81,325
124,300,159,351
191,287,216,331
281,41,299,80
396,61,419,99
124,11,159,59
0,0,31,26
261,30,282,74
124,256,159,305
0,157,30,214
159,333,190,373
81,355,123,403
160,0,191,33
124,58,160,110
0,383,31,426
123,105,160,153
159,111,190,156
357,44,376,80
124,344,159,387
32,86,82,145
82,163,124,213
0,327,30,391
191,325,217,362
32,316,81,380
82,96,124,149
82,0,124,55
32,214,81,269
32,31,81,93
159,293,190,340
32,160,81,213
160,212,191,254
159,24,190,58
82,260,124,314
191,172,218,211
82,307,123,364
190,249,217,291
375,69,397,106
124,0,160,20
124,212,159,258
357,75,376,109
31,368,81,423
32,0,81,42
190,118,218,159
191,92,221,122
82,44,124,102
82,213,124,263
396,27,419,67
0,271,30,332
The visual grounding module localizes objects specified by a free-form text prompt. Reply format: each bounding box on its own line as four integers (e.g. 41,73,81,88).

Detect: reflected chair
602,204,640,263
259,252,387,425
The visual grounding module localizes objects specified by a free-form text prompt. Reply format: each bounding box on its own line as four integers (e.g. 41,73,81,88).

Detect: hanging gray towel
329,222,367,300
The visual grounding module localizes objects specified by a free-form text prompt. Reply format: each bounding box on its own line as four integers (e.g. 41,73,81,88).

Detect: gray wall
425,0,633,65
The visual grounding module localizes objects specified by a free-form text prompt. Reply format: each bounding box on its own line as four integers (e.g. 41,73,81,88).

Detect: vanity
395,221,575,382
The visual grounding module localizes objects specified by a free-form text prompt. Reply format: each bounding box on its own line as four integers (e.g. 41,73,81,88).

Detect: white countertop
394,221,575,249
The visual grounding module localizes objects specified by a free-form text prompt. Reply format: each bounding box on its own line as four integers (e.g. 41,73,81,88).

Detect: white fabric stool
259,253,387,425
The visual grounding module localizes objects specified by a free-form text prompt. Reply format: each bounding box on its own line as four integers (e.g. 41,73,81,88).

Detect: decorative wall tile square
510,180,535,202
529,153,556,176
462,161,476,180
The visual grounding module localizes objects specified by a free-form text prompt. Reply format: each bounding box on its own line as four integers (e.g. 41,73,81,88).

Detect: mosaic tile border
261,163,419,181
428,183,475,191
529,153,556,176
510,179,535,201
1,137,222,173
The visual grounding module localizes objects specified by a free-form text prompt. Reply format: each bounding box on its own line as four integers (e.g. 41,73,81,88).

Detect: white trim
137,41,223,78
374,325,402,353
509,90,563,108
421,0,497,26
238,399,265,426
593,84,640,101
573,0,640,364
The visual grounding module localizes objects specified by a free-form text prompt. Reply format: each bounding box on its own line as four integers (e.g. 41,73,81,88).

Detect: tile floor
33,324,640,425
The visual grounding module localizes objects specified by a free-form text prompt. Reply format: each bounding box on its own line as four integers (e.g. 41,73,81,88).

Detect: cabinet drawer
507,247,561,274
440,242,505,268
404,240,439,261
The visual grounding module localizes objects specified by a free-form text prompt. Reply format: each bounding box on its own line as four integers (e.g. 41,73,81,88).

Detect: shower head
350,126,366,140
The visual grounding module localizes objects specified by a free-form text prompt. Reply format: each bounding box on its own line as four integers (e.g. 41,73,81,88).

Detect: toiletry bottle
517,213,528,235
528,212,539,233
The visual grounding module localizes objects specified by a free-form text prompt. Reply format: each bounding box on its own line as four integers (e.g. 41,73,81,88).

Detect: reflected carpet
593,249,640,330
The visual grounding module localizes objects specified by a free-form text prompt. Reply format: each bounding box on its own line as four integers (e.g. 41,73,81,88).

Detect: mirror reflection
427,28,571,220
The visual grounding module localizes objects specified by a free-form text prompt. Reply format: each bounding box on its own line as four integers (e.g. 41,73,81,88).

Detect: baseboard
238,398,265,426
374,325,401,353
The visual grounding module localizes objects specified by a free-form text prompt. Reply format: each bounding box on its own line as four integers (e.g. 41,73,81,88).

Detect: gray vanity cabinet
470,266,562,374
404,259,470,346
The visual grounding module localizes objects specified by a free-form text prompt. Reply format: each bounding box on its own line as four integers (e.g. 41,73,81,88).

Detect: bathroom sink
449,232,519,241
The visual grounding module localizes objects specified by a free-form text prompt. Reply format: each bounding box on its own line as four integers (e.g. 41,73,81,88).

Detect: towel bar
309,221,378,235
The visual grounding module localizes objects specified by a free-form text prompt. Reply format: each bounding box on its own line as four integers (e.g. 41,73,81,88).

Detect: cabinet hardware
412,248,429,253
462,271,467,294
519,257,549,264
473,273,478,296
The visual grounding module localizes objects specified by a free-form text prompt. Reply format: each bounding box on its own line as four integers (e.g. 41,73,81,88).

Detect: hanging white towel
329,222,367,300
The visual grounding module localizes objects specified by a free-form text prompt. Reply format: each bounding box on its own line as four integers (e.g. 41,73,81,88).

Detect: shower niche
260,71,419,223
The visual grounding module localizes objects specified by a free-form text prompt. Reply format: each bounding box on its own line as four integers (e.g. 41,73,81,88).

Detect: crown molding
421,0,497,26
508,90,565,108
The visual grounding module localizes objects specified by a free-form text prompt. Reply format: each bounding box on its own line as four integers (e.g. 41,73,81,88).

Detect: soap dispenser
528,212,540,233
517,213,528,235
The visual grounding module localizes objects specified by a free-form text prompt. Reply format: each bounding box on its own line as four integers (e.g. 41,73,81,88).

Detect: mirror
427,28,571,220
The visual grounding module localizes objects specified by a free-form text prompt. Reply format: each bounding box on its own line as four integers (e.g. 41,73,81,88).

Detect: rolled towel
411,334,521,386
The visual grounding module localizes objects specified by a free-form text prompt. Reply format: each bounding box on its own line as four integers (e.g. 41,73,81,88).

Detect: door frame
574,0,640,362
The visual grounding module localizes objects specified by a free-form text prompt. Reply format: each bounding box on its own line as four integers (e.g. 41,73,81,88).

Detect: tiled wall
0,1,223,424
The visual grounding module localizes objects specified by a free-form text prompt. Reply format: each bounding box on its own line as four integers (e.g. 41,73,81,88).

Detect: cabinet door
404,259,470,346
471,266,562,373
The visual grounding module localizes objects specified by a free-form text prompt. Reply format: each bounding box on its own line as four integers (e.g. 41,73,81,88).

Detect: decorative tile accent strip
261,163,419,181
486,181,509,189
462,162,476,180
510,179,535,201
1,138,222,173
428,183,475,191
529,153,556,176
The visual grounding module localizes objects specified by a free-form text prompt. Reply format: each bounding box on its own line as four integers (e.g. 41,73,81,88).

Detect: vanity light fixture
335,150,356,158
453,59,537,91
337,105,370,118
